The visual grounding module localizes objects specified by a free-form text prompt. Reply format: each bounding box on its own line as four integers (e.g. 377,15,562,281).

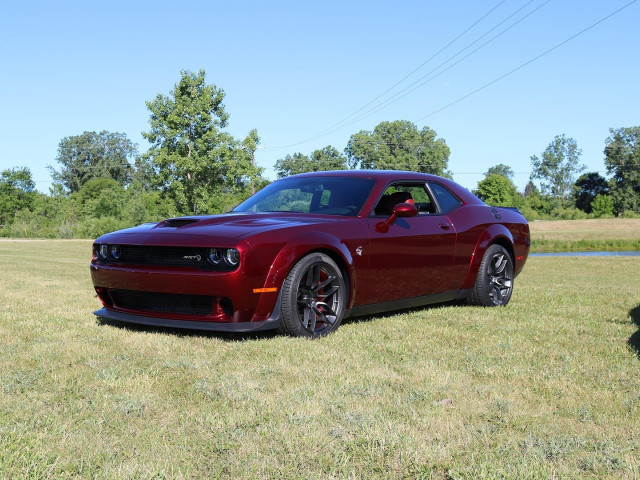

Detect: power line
274,1,509,149
319,0,551,136
416,0,639,122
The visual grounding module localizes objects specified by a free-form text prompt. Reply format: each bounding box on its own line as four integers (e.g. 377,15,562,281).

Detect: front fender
461,224,515,290
251,231,356,321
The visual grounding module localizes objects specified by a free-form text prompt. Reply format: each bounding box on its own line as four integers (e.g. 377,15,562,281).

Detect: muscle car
91,170,530,337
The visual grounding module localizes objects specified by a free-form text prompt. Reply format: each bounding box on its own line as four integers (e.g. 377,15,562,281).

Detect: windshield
233,176,375,216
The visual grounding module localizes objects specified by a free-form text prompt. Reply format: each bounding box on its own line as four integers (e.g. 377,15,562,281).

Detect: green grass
1,240,639,478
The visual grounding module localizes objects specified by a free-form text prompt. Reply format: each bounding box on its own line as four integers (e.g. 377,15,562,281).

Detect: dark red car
91,170,530,337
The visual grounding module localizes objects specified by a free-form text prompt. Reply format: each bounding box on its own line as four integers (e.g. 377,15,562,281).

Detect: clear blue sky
1,0,638,193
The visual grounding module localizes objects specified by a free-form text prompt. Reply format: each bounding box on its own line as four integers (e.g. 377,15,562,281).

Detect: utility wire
319,0,551,136
416,0,639,121
275,1,508,149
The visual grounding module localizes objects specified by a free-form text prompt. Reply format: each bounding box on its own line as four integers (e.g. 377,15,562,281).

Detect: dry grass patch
529,218,640,242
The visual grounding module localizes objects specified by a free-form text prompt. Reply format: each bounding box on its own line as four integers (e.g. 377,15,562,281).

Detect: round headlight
208,248,222,265
224,248,240,267
99,244,109,259
111,245,122,259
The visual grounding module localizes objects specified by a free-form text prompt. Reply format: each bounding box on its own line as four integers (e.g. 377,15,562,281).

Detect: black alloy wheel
467,244,514,307
279,253,346,337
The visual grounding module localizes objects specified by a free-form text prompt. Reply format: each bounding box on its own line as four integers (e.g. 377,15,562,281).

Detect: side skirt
345,290,471,319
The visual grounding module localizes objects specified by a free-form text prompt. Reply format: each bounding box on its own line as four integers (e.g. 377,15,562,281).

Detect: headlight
111,245,122,259
99,244,109,259
224,248,240,267
208,248,222,265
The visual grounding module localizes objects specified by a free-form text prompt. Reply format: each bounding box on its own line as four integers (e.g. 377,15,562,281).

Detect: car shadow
96,300,462,342
628,305,640,359
96,317,278,342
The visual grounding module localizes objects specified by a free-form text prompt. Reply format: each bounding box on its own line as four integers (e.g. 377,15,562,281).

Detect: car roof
286,170,483,206
288,169,437,181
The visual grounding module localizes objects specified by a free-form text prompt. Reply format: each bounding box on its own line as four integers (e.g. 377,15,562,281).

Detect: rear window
429,182,462,213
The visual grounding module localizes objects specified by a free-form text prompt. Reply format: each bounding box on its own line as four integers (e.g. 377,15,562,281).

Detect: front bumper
94,306,281,332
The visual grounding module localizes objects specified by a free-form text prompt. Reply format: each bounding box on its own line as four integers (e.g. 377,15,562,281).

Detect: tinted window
429,182,461,213
373,183,436,215
233,177,376,216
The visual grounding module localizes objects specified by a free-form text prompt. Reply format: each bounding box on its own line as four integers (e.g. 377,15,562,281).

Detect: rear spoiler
496,207,522,214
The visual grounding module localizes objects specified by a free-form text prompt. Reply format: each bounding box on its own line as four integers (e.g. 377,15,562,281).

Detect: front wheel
467,244,514,307
278,253,346,338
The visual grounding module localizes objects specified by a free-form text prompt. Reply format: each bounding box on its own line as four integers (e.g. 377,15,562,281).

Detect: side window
429,182,462,213
373,183,435,216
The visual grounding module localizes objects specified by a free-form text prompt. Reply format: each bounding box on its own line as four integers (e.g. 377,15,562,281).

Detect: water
530,251,640,257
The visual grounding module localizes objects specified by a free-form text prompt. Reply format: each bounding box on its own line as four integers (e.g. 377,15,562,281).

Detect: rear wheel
278,253,346,338
467,244,514,306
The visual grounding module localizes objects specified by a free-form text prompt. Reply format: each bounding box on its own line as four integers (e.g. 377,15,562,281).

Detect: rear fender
251,232,356,321
462,224,515,290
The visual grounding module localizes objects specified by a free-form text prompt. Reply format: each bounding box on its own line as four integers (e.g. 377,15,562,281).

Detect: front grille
110,289,214,316
121,246,210,267
94,245,236,271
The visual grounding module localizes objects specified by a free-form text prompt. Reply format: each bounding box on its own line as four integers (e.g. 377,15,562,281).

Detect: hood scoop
160,218,199,228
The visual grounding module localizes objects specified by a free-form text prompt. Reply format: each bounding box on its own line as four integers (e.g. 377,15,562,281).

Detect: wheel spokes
297,263,342,332
486,253,513,305
314,275,335,293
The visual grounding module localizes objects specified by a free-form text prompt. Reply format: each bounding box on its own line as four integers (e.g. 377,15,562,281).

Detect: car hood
97,212,345,243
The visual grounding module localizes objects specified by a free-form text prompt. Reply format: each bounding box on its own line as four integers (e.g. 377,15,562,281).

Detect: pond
530,251,640,257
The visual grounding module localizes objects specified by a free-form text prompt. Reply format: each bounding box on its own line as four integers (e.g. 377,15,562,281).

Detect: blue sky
1,0,638,193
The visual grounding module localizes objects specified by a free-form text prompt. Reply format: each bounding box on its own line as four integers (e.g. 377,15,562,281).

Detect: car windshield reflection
233,176,376,216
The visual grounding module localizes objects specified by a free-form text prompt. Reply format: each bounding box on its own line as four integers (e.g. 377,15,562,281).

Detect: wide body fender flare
461,224,515,291
251,232,356,322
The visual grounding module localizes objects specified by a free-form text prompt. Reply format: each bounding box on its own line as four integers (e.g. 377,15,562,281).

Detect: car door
360,182,458,305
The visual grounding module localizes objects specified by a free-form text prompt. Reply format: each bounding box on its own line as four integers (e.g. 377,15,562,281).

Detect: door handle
439,223,451,231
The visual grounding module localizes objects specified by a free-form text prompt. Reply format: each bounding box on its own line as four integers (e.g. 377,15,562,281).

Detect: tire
278,253,346,338
467,244,514,307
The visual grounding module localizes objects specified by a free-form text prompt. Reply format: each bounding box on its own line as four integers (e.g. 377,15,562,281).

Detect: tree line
1,69,639,238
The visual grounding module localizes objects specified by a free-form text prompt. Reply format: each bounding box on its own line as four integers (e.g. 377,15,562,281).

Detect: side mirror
375,202,418,233
393,202,418,218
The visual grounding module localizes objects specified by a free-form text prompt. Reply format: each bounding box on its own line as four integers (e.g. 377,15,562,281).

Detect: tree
573,172,609,213
0,167,36,225
143,69,262,215
274,146,347,178
474,174,520,207
346,120,450,175
604,126,640,215
591,194,614,218
530,134,585,206
49,131,138,194
485,164,514,180
275,153,311,178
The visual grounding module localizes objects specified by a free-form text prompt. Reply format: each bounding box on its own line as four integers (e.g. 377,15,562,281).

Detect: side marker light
253,288,278,293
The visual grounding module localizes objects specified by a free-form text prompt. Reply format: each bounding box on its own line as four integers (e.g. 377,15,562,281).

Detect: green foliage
485,163,514,179
274,146,347,178
143,69,262,215
604,126,640,216
474,174,521,207
530,135,585,206
591,194,614,218
346,120,450,175
50,131,138,194
0,167,36,225
574,172,609,213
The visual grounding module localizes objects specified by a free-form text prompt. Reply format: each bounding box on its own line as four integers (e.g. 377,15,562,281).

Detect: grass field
1,240,639,478
529,218,640,252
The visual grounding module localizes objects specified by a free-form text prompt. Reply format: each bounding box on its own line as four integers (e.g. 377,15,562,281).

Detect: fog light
224,248,240,266
99,244,109,259
208,248,222,265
